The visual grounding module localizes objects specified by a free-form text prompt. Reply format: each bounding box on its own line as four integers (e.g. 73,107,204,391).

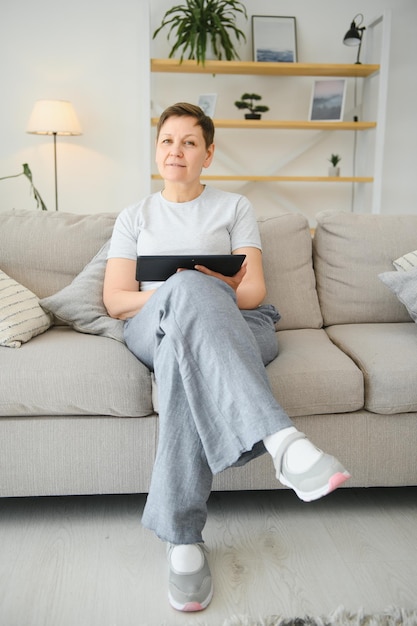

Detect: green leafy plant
328,154,341,167
234,93,270,117
153,0,248,65
0,163,47,210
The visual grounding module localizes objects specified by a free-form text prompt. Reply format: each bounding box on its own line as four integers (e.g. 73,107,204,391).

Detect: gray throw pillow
40,240,125,342
379,266,417,323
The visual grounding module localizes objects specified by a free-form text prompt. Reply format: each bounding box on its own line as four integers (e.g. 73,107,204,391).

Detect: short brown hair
156,102,215,149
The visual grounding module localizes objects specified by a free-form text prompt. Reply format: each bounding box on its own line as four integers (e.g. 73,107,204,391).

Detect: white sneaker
167,543,213,612
274,431,351,502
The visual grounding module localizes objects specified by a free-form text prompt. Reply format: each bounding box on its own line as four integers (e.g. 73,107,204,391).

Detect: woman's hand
193,262,247,292
195,247,266,310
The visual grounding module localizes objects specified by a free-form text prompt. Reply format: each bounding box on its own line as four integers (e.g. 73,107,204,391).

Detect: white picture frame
252,15,297,63
308,79,347,122
198,94,218,118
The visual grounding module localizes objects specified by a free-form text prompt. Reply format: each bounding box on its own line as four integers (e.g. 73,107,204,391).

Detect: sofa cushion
0,326,153,417
0,269,52,347
266,328,364,416
326,323,417,414
39,241,125,342
258,214,323,330
313,210,417,325
379,266,417,323
0,210,117,298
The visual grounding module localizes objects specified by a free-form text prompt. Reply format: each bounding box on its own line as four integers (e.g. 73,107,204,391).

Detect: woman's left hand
193,262,247,292
183,247,265,310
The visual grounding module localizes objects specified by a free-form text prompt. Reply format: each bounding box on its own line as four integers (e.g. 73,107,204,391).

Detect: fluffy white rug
221,606,417,625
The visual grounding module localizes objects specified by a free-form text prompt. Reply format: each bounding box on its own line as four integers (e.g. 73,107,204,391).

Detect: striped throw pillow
0,270,52,348
393,249,417,271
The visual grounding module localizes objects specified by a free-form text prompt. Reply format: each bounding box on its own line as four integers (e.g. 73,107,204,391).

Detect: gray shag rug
219,606,417,626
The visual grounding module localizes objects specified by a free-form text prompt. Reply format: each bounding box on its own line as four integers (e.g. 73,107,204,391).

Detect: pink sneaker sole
182,602,205,612
328,471,351,493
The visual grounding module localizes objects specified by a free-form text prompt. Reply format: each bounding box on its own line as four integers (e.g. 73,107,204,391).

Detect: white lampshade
27,99,82,136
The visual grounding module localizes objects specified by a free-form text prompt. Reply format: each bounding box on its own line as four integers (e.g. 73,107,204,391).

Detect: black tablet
136,254,246,281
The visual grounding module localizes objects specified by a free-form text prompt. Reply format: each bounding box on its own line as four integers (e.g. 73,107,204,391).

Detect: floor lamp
27,100,82,211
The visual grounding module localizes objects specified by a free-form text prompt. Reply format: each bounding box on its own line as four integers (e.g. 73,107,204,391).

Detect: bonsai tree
328,154,341,167
234,93,270,119
0,163,47,210
153,0,247,65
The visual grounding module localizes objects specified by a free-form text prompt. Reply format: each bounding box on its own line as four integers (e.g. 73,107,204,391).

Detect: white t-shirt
107,185,262,290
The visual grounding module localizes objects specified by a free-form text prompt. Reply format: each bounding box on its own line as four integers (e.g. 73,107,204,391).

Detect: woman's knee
165,270,235,304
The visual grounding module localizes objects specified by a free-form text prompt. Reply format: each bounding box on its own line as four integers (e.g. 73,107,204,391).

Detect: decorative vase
328,166,340,177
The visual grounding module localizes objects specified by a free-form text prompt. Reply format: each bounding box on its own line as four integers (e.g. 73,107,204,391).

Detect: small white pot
328,166,340,177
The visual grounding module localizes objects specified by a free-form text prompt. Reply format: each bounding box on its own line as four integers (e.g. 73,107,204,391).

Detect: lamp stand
355,37,363,64
26,100,82,211
53,132,58,211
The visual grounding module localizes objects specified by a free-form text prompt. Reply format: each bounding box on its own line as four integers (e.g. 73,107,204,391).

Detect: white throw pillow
379,266,417,323
0,270,52,348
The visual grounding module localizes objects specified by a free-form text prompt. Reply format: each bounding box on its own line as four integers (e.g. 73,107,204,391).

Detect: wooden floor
0,487,416,625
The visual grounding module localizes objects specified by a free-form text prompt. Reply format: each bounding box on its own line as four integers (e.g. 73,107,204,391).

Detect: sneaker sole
280,470,351,502
168,584,214,612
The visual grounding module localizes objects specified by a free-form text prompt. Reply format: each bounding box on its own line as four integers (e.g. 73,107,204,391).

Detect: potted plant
0,163,47,210
234,93,270,120
328,154,341,177
153,0,247,65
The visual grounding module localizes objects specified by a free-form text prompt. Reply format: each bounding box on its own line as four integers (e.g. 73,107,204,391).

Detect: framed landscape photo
308,79,347,121
198,94,218,118
252,16,297,63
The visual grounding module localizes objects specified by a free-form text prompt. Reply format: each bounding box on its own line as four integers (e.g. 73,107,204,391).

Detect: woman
103,103,350,613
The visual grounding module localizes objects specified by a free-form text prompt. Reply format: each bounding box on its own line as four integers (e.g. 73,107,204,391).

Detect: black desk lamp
343,14,366,64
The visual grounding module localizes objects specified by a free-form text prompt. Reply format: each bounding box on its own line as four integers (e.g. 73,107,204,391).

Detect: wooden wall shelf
151,118,376,131
151,59,380,78
152,175,373,183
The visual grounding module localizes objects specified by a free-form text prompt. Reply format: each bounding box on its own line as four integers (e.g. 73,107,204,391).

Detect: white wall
1,0,416,221
0,0,150,214
150,0,417,222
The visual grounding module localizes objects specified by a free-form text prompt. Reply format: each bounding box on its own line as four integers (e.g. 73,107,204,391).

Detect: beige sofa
1,208,416,498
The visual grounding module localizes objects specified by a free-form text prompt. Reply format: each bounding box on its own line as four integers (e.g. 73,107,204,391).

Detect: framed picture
308,79,347,121
252,16,297,63
198,94,217,118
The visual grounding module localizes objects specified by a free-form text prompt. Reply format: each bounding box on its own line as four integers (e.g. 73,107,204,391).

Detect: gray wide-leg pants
124,271,294,544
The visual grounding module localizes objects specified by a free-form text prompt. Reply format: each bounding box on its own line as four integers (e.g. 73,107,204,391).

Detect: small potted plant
328,154,341,177
153,0,247,65
234,93,270,120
